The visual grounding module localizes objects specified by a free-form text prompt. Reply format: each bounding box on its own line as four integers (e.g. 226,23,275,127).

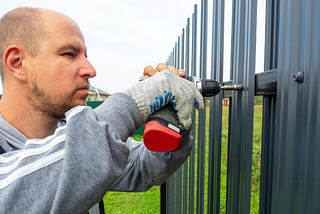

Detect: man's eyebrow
58,44,79,52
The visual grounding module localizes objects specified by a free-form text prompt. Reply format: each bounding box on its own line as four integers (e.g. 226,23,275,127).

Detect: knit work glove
126,70,204,129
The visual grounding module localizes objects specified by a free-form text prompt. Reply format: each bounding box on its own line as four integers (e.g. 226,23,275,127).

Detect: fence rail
162,0,320,213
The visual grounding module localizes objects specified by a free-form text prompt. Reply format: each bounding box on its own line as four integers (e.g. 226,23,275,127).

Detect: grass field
104,105,263,213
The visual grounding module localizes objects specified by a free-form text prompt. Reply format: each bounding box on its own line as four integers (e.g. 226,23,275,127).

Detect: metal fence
162,0,320,213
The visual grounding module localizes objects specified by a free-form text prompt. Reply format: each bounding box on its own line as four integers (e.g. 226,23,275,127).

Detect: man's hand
126,69,204,130
143,63,186,78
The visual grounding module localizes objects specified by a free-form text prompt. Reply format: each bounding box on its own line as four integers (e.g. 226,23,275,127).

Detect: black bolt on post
292,71,304,83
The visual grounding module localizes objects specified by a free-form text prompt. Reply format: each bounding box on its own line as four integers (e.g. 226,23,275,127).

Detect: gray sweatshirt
0,93,192,213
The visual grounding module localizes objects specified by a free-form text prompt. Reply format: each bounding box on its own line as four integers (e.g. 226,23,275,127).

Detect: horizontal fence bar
223,69,278,98
255,69,277,96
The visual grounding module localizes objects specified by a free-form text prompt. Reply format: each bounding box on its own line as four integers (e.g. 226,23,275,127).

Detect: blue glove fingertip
194,98,201,109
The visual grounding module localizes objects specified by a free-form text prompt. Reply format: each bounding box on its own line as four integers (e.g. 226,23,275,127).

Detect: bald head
0,7,81,79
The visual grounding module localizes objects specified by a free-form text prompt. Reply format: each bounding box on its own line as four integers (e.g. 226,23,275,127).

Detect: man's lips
78,85,90,91
76,85,90,96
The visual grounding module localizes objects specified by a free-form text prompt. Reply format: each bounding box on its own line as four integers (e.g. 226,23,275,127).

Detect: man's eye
62,52,75,57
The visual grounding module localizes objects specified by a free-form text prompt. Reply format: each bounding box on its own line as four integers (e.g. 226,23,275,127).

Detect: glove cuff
126,83,150,122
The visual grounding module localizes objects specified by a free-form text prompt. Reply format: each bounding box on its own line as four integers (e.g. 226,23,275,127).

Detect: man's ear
3,45,27,82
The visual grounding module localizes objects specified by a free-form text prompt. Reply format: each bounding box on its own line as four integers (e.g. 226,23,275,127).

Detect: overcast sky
0,0,201,94
0,0,265,94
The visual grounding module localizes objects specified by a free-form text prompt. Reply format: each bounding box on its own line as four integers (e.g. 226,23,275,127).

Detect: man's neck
0,96,59,139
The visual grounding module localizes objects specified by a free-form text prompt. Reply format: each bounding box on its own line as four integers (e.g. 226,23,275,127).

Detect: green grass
104,105,263,213
251,105,263,213
104,186,160,214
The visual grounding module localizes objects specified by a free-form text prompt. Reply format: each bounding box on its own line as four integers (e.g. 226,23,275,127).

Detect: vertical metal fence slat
177,37,180,68
207,0,225,213
181,27,189,214
162,45,177,214
188,6,198,214
167,46,175,214
270,0,299,212
197,0,208,213
259,0,279,213
176,35,183,213
227,0,257,214
164,42,179,214
305,2,320,211
183,21,190,214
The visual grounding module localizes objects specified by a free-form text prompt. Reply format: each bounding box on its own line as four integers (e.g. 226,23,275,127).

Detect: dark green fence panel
86,101,104,109
161,0,320,213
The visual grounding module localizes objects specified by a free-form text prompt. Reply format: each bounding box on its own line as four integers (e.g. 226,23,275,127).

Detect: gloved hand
126,70,204,129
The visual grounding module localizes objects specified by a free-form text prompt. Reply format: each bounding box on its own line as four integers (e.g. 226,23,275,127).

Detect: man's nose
79,58,97,78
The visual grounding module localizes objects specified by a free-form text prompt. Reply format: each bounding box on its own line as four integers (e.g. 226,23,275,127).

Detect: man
0,7,204,213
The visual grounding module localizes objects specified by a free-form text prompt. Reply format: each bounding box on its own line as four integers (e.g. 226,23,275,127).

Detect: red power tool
143,76,241,152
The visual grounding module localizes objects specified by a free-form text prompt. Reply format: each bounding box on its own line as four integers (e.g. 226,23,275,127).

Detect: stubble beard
28,78,87,119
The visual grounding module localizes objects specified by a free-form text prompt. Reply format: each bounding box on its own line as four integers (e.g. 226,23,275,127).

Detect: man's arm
51,92,194,212
93,92,193,191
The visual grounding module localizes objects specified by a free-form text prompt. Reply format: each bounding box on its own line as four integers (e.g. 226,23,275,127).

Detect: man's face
24,12,96,118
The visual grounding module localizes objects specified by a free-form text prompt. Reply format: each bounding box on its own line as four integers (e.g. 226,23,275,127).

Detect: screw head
293,71,304,83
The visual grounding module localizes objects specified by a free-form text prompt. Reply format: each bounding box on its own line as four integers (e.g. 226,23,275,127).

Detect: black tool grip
200,79,221,97
146,104,183,131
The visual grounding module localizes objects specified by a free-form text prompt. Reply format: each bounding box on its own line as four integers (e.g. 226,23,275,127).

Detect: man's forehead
40,9,82,34
35,9,87,52
42,11,84,39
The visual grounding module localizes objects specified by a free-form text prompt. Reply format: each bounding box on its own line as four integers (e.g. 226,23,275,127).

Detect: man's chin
73,94,89,106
